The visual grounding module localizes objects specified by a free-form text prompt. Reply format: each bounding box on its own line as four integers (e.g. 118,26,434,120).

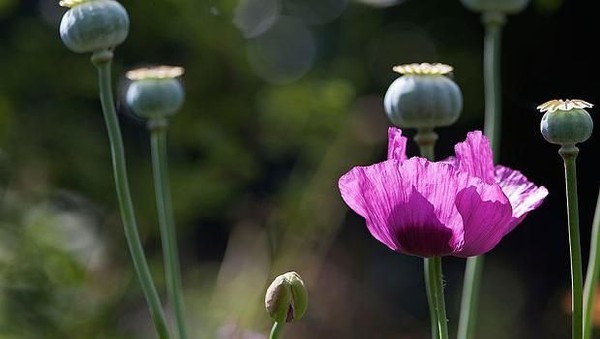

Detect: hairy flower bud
538,99,594,146
265,271,308,323
125,66,185,120
384,63,463,129
59,0,129,53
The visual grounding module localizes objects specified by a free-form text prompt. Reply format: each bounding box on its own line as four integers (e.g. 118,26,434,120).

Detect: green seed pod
265,271,308,323
538,99,594,146
59,0,129,53
384,63,463,129
125,66,185,120
460,0,529,14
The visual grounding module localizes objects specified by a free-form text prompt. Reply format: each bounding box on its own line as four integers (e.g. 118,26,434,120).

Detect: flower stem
429,256,449,339
149,119,188,339
416,128,441,339
560,145,584,339
424,259,439,339
269,322,284,339
457,255,483,339
482,13,504,156
91,50,170,339
457,13,504,339
583,189,600,339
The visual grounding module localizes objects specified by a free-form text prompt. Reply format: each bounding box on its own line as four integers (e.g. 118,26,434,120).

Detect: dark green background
0,0,598,338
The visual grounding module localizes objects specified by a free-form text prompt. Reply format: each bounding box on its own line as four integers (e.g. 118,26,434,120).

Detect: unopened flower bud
460,0,529,14
59,0,129,54
265,271,308,323
538,99,594,146
384,63,463,129
125,66,185,121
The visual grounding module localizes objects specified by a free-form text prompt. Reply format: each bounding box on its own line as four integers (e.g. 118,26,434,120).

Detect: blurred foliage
0,0,598,338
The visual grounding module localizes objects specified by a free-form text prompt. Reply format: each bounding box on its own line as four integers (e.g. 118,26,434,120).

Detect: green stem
560,145,583,339
269,322,284,339
583,189,600,339
482,12,504,157
424,259,439,339
414,128,437,162
415,128,440,339
149,119,188,339
429,256,449,339
457,13,505,339
457,256,483,339
91,50,170,339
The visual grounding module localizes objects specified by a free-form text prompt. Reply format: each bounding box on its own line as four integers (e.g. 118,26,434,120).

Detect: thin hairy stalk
91,50,170,339
429,256,449,339
560,145,583,339
150,120,188,339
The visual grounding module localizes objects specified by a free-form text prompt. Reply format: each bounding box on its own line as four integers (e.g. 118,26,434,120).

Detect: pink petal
494,165,549,231
338,160,407,251
386,127,408,161
453,185,513,257
453,131,496,184
339,158,467,257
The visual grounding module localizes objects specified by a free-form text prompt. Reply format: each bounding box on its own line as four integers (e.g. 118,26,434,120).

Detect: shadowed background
0,0,598,338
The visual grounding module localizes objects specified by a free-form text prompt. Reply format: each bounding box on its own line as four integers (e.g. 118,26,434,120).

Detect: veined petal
494,165,549,230
387,127,408,161
390,158,466,256
453,131,496,184
454,184,513,257
339,160,407,251
339,158,467,257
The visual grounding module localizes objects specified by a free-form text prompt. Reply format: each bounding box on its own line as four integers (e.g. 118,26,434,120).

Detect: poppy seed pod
265,271,308,323
384,63,463,129
59,0,129,53
460,0,529,14
125,66,185,120
538,99,594,146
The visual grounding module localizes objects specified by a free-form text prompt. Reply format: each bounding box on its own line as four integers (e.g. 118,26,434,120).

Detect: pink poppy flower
338,127,548,258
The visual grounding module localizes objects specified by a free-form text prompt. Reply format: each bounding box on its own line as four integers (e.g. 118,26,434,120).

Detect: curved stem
560,145,583,339
150,120,188,339
458,13,504,339
583,189,600,339
269,322,284,339
91,51,170,339
415,128,441,339
429,256,449,339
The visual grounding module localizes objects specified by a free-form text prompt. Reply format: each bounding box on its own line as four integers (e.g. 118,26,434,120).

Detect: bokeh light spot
247,16,316,84
233,0,280,38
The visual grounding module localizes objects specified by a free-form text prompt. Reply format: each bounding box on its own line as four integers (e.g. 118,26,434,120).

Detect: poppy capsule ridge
125,66,186,121
59,0,129,54
538,99,594,146
384,63,463,129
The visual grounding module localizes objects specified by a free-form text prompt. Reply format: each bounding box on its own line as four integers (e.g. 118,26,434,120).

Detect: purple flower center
388,189,455,257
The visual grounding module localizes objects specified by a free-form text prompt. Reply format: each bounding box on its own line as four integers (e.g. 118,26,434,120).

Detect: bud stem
583,189,600,339
560,145,583,339
269,321,284,339
91,50,170,339
149,120,188,339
